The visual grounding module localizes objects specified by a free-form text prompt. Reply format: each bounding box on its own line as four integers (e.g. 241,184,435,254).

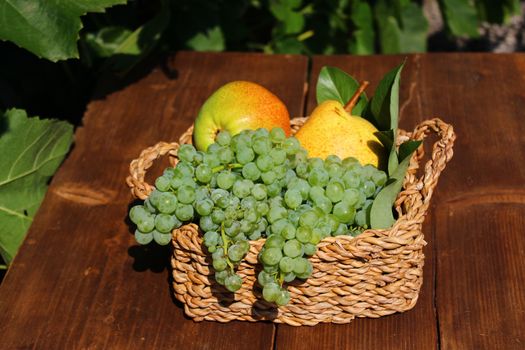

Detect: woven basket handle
408,118,456,207
126,142,180,200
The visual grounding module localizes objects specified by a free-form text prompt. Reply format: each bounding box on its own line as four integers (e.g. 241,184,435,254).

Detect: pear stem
344,81,369,114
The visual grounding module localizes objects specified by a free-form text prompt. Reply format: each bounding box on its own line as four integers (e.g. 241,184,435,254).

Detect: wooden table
1,52,524,349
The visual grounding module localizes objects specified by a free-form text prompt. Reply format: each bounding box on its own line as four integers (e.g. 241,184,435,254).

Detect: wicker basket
126,117,455,326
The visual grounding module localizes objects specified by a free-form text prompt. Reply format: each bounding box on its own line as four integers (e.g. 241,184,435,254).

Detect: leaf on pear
316,66,367,115
370,140,422,229
365,61,404,132
0,109,73,265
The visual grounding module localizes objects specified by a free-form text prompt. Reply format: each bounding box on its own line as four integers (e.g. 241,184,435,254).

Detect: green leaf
440,0,479,38
0,0,127,62
375,1,428,53
102,8,170,72
0,109,73,264
84,27,134,58
370,140,422,229
316,66,367,115
270,1,305,34
399,139,422,161
366,61,404,132
349,1,375,55
186,26,225,52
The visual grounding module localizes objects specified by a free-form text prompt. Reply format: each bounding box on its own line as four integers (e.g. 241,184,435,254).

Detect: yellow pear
295,82,386,168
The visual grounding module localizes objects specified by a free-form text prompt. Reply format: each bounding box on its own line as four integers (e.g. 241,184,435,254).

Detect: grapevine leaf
440,0,479,38
316,66,367,115
0,109,73,264
370,140,422,229
0,0,127,62
186,26,225,52
348,1,375,55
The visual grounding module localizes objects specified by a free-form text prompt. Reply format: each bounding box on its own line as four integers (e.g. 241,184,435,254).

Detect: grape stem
278,271,285,286
220,223,235,271
212,163,243,173
344,81,369,114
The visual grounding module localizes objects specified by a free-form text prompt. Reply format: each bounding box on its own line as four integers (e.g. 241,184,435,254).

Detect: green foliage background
0,0,521,269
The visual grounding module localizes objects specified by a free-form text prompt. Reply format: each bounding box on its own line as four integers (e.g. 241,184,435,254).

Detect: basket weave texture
126,117,455,326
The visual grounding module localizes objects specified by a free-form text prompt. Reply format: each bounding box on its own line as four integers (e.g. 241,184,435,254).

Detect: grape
129,205,147,225
288,178,310,200
315,196,333,214
261,171,277,184
283,272,296,283
284,189,302,209
153,230,172,245
251,183,267,200
325,154,342,165
256,154,273,172
342,157,359,168
296,226,312,243
244,208,258,223
372,171,387,187
135,229,153,245
281,223,296,239
307,160,324,175
213,258,228,271
216,171,235,190
295,259,313,279
303,243,317,256
219,147,234,164
343,171,361,189
253,136,271,155
295,162,308,178
195,164,213,183
342,188,359,206
326,181,344,203
215,270,228,285
257,270,274,287
333,223,348,236
175,162,194,177
333,201,356,223
137,213,155,233
256,202,270,216
260,247,283,266
177,185,196,204
216,130,231,146
266,182,282,197
268,205,287,224
283,239,303,258
195,198,214,216
155,176,171,191
266,235,285,249
228,244,246,262
156,192,178,214
299,210,318,228
211,209,226,224
242,162,261,181
203,231,220,247
355,209,368,227
270,127,286,143
236,147,255,164
269,148,287,165
193,151,204,165
308,167,329,187
224,221,241,237
262,283,280,302
155,214,180,233
225,274,243,292
283,137,300,155
273,164,288,179
363,180,376,198
175,204,194,221
178,144,197,162
275,290,291,306
293,257,310,275
200,215,218,232
254,128,270,138
249,230,262,240
279,256,295,273
233,180,252,198
143,198,157,214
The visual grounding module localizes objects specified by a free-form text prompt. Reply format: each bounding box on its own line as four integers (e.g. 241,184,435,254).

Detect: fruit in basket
193,81,292,151
128,126,388,305
295,81,386,168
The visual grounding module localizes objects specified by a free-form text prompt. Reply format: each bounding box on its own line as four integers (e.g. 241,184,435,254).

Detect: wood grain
275,54,439,350
423,54,525,349
0,52,308,350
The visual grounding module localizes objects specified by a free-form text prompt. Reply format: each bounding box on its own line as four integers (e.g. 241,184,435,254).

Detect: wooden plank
425,54,525,349
275,54,439,350
0,52,308,349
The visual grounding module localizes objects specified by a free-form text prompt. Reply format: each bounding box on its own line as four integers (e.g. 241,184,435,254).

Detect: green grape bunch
128,127,387,305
